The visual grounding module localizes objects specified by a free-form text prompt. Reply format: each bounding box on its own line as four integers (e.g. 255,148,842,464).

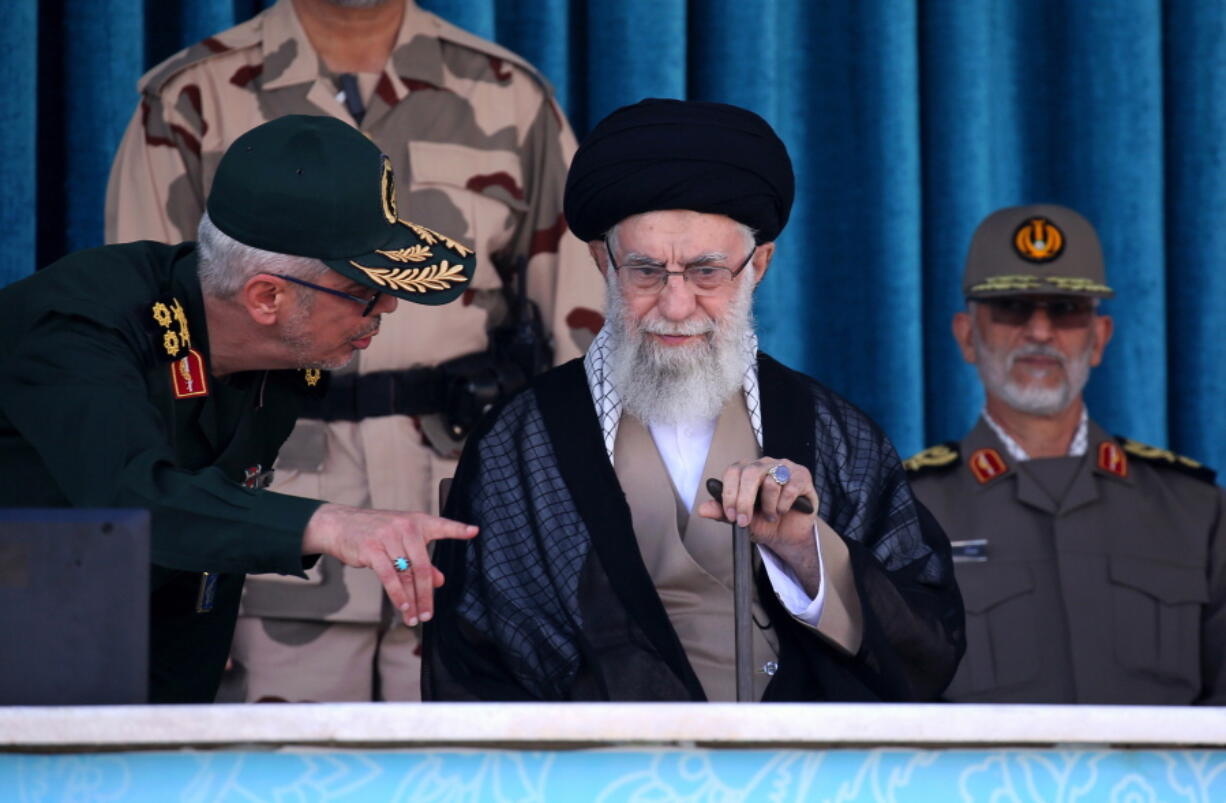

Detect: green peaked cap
206,115,475,306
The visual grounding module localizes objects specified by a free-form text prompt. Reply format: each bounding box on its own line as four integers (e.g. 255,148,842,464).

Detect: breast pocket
405,140,527,294
1109,554,1206,686
947,564,1040,697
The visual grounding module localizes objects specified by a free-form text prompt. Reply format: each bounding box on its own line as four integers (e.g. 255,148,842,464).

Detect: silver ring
767,464,791,486
393,556,412,573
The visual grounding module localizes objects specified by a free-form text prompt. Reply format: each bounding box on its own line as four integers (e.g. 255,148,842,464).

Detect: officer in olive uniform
906,203,1226,704
106,0,604,703
0,115,478,703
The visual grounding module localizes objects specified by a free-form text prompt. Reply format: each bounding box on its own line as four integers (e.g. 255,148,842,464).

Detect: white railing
3,702,1224,751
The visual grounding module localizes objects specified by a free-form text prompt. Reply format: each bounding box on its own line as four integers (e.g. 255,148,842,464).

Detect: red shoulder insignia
171,349,209,399
968,448,1008,485
1097,441,1128,478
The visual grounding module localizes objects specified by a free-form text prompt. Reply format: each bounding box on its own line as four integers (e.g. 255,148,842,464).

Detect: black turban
564,98,795,244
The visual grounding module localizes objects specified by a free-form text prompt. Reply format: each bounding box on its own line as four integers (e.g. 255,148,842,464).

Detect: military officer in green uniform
0,115,478,703
906,203,1226,704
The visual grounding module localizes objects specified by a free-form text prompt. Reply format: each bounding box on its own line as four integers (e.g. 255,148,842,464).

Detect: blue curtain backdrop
3,0,1223,471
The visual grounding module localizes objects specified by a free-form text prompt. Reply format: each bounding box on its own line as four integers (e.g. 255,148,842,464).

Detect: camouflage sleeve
514,93,605,363
105,86,209,245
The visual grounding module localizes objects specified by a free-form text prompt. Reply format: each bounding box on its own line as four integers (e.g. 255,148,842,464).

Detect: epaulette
1117,437,1217,484
903,443,960,474
137,14,263,96
423,9,552,93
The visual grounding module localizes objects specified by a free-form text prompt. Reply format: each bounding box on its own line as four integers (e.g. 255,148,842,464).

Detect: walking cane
732,517,754,702
707,477,814,702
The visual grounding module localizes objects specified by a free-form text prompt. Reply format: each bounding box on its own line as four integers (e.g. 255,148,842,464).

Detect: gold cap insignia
376,245,432,263
403,220,474,258
349,260,469,293
304,368,322,387
1013,216,1065,263
380,155,397,224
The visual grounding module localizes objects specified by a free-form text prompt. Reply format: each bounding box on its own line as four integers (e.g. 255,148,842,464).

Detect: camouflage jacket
106,0,605,623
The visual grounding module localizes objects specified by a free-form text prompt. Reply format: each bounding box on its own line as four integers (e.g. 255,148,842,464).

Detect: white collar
982,406,1088,461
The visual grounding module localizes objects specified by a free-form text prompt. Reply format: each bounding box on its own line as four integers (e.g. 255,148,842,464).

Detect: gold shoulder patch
1119,437,1217,484
149,296,192,362
903,443,960,474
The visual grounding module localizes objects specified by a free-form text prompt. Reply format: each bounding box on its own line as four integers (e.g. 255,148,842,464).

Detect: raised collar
981,406,1088,462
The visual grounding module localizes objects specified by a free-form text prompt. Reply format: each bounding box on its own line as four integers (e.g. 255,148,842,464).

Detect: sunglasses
982,297,1094,329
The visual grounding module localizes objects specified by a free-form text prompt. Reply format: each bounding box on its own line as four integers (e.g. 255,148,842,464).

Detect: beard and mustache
280,295,382,371
604,270,756,426
972,321,1095,417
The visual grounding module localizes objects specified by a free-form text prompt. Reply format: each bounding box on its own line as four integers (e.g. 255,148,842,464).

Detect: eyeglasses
606,240,755,295
274,273,382,317
982,297,1094,329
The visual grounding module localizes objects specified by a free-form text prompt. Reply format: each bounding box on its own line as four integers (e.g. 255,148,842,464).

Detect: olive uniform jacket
907,417,1226,704
105,0,606,643
0,242,323,703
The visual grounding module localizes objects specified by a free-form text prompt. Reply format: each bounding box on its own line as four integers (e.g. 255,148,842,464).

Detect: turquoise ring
393,556,411,573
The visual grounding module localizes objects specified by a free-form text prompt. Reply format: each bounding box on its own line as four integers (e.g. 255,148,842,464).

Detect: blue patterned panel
2,748,1225,802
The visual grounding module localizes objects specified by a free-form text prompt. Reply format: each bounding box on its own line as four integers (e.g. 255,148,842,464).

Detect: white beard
605,271,755,426
973,325,1094,416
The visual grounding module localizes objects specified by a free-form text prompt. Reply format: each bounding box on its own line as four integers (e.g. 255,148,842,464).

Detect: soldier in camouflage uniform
106,0,605,701
905,204,1226,704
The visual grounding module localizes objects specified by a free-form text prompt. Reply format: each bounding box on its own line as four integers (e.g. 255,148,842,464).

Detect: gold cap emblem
380,155,397,224
1012,216,1065,263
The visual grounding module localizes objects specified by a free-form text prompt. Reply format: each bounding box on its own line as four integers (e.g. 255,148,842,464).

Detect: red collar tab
968,448,1008,485
170,349,210,399
1098,441,1128,478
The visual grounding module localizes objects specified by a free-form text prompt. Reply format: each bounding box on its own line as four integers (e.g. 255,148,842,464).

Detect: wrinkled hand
695,457,820,582
301,503,478,626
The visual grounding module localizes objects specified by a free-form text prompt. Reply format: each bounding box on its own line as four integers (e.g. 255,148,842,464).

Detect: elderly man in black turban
423,99,964,702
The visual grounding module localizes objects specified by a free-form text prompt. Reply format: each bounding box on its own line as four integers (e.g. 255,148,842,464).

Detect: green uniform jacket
907,417,1226,704
0,241,323,703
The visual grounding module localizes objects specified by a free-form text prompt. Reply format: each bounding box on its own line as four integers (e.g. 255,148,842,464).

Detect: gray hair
196,211,331,300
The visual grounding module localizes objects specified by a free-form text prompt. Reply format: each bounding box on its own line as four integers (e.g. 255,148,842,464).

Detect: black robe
423,354,965,701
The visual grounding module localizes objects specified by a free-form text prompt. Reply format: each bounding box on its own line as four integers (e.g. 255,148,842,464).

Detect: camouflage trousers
228,611,422,702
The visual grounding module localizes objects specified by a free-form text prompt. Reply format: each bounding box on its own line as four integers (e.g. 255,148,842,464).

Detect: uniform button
762,660,778,676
